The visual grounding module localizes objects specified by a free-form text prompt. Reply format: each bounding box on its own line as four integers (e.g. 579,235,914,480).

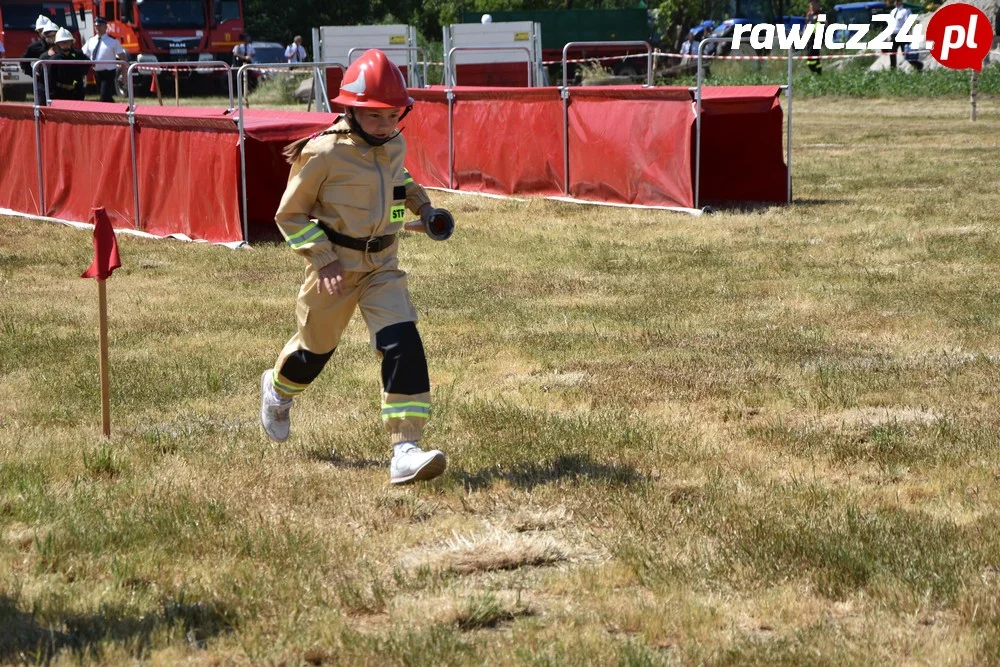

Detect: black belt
320,225,396,253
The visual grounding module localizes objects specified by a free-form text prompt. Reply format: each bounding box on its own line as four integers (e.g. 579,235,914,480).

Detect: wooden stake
970,70,979,122
97,278,111,436
154,73,163,106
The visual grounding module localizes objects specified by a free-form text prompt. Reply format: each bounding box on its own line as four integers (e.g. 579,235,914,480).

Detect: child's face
351,107,403,139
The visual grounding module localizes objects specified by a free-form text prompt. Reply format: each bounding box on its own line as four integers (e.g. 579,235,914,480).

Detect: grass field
2,96,1000,665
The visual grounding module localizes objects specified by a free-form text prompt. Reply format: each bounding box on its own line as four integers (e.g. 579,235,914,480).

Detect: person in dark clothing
805,0,823,75
43,28,90,101
21,19,57,75
24,22,59,103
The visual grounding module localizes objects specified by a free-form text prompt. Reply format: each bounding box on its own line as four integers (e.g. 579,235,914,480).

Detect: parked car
251,41,286,80
251,41,286,64
704,18,754,55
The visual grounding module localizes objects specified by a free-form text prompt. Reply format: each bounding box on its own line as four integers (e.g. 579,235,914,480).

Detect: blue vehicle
832,1,889,43
704,17,754,54
689,19,716,40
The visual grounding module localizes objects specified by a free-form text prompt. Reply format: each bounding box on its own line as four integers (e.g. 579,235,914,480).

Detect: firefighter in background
43,28,89,100
805,0,823,75
260,49,453,485
20,16,56,75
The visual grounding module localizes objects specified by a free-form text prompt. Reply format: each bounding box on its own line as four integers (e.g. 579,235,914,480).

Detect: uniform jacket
275,116,432,273
20,39,48,75
43,48,90,99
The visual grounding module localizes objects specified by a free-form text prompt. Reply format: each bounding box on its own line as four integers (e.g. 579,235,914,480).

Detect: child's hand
317,260,345,296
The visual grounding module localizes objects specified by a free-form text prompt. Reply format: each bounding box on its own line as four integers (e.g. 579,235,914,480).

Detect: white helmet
55,27,74,43
35,14,52,31
481,14,493,24
42,20,59,34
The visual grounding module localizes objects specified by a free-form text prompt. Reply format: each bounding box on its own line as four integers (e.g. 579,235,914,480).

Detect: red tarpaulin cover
567,86,695,208
696,86,788,204
0,104,41,215
0,86,785,243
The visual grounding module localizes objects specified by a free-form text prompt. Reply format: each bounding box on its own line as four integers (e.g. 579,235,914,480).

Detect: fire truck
72,0,246,92
1,0,82,100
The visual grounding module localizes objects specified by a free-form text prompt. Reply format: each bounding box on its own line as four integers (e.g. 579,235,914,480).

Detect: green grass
1,96,1000,663
669,59,1000,97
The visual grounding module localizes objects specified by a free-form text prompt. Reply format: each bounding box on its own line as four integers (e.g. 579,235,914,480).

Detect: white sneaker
260,369,292,442
390,442,447,485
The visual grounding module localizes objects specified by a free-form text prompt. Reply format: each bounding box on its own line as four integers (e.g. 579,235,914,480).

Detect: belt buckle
365,237,381,254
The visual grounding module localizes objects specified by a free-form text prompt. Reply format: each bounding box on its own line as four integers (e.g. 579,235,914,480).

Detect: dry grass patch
401,527,575,575
3,96,1000,664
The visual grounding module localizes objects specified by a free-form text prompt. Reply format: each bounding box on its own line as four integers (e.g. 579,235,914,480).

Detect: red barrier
0,102,333,243
567,87,695,207
697,86,788,204
38,104,134,227
0,104,41,215
0,85,786,243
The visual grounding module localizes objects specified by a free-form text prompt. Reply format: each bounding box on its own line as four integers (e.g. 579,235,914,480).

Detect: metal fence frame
235,61,346,241
2,40,796,235
347,46,430,89
444,46,534,87
694,38,793,209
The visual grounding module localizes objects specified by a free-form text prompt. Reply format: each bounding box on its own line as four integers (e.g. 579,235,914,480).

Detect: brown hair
282,125,350,164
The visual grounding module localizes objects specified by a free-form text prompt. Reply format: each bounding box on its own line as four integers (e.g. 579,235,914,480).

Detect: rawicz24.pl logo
728,2,995,71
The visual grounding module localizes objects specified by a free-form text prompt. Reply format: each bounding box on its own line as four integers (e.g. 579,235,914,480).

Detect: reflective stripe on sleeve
283,221,327,249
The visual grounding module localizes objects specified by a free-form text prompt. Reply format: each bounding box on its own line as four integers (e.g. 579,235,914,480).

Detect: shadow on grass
306,447,384,470
454,453,644,492
702,198,848,213
0,594,236,662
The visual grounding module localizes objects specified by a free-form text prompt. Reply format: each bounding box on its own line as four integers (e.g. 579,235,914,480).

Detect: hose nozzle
425,208,454,241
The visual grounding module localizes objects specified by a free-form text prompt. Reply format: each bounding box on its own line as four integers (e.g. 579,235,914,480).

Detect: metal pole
562,87,570,195
32,80,44,216
447,88,455,189
126,63,141,229
695,42,705,210
237,65,248,242
787,45,793,204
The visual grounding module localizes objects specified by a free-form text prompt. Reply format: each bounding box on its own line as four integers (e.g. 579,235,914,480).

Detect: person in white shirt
679,31,697,59
885,0,911,70
232,34,255,65
82,17,126,101
285,35,306,63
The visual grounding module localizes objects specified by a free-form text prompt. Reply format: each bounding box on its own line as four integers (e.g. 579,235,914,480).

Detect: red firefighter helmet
332,49,413,109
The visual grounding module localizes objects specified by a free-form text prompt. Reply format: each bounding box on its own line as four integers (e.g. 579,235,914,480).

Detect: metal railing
347,46,429,89
123,61,234,231
694,38,793,209
558,42,653,196
235,61,346,241
444,46,534,87
125,61,233,112
2,41,796,239
561,41,653,88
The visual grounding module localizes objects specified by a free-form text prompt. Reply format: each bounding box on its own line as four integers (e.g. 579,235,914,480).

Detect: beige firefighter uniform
271,116,433,445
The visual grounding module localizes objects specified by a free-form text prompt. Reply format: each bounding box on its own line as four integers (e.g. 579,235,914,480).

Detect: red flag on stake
81,207,121,437
81,207,121,280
